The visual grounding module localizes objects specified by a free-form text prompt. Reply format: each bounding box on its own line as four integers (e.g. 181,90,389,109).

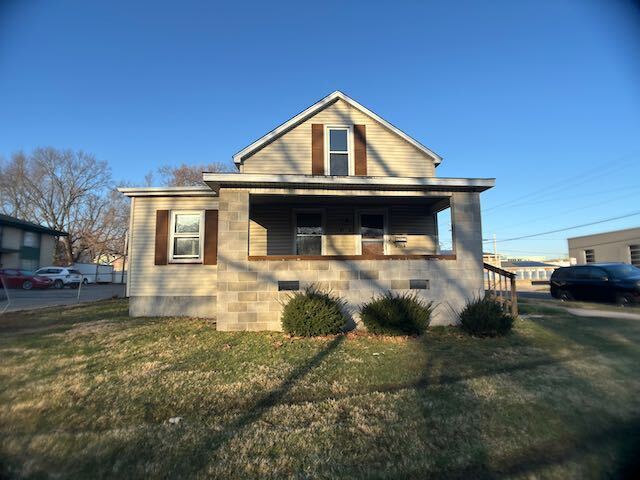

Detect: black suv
550,263,640,305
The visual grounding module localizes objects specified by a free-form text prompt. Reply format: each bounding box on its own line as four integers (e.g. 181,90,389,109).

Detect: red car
0,269,53,290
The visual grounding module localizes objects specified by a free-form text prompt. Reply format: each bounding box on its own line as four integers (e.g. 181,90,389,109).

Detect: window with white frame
295,212,323,255
169,211,204,262
23,231,39,247
584,249,595,264
630,245,640,267
327,127,351,176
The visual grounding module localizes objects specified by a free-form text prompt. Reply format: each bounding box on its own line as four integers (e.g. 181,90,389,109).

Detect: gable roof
232,90,442,167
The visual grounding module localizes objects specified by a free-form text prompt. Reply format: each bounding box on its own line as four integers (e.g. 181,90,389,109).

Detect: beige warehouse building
568,227,640,266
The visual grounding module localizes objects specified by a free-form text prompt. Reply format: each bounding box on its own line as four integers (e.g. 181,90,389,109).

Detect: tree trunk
62,237,74,266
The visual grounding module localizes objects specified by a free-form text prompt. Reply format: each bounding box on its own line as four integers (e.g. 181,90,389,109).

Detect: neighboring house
0,214,67,271
568,227,640,267
120,91,495,330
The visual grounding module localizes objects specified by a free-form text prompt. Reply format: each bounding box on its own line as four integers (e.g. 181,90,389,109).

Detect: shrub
281,286,348,336
360,292,433,336
459,296,514,337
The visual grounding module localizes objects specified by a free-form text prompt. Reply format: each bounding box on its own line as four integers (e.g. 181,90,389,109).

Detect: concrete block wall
216,189,484,331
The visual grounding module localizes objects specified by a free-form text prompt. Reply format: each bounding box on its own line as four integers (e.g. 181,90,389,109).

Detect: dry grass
1,299,639,479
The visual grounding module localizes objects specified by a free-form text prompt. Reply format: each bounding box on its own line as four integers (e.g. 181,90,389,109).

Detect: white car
34,267,83,289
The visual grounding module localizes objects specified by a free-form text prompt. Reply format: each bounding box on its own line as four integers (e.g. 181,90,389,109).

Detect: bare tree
0,148,128,265
156,162,232,186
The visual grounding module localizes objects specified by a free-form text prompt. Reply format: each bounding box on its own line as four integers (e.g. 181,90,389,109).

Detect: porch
204,173,493,330
248,194,453,260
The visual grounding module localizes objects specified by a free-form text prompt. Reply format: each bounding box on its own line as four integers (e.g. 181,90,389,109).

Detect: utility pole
493,234,498,266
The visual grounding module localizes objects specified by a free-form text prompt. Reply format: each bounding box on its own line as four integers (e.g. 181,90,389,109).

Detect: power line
489,189,640,233
483,210,640,243
482,153,639,213
484,184,640,216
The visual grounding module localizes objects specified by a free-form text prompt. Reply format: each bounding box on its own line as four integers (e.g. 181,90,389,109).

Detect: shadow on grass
184,334,346,477
0,299,129,336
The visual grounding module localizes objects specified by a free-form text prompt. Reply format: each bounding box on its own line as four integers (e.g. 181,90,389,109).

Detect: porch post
451,191,484,300
216,188,251,331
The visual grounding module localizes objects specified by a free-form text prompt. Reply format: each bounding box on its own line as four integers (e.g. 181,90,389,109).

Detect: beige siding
325,206,357,255
129,196,218,296
39,234,56,266
248,202,437,256
2,226,21,250
249,204,292,255
388,205,437,255
241,99,436,177
568,227,640,265
0,227,21,268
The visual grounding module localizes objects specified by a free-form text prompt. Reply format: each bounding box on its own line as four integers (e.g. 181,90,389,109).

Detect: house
0,214,67,270
568,227,640,266
119,91,495,330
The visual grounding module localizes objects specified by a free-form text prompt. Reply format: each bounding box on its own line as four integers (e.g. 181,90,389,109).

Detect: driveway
0,284,126,313
563,307,640,321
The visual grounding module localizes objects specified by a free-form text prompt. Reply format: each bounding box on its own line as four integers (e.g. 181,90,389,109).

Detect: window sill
248,254,456,261
168,260,204,264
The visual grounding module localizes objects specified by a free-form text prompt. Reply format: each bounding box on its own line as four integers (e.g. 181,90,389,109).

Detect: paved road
518,291,552,300
0,284,126,313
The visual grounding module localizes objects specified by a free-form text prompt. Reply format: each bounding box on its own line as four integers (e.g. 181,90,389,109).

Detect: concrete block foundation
130,296,216,318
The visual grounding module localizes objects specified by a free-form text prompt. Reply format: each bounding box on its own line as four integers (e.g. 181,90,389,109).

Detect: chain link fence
0,272,126,315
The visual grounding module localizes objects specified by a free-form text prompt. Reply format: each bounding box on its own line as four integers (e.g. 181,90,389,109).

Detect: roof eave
203,173,494,193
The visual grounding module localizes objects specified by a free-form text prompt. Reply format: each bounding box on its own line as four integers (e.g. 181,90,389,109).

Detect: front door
360,213,385,255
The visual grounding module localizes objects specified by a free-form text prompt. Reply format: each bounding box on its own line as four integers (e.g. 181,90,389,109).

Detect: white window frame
325,125,354,176
169,210,205,263
356,208,389,255
292,209,326,256
584,249,595,264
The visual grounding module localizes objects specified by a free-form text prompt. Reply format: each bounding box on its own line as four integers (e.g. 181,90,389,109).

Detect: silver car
33,267,83,289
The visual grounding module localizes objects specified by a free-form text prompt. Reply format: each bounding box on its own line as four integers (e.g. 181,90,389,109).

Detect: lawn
1,299,639,479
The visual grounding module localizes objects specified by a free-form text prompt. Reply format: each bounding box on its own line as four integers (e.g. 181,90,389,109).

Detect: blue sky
1,0,639,258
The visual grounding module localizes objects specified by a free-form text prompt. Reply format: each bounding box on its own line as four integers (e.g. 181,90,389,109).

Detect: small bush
459,296,514,337
360,292,433,336
281,286,348,336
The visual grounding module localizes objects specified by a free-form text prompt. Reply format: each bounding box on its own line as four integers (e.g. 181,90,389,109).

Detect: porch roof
203,173,495,193
118,186,217,197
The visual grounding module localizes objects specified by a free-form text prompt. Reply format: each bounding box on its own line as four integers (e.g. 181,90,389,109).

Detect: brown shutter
203,210,218,265
311,124,324,175
354,124,367,176
154,210,169,265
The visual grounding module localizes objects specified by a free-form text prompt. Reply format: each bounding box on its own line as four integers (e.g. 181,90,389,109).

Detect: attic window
326,127,351,176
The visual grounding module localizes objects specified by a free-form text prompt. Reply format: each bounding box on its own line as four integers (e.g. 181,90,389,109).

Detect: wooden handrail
483,262,518,317
483,262,516,278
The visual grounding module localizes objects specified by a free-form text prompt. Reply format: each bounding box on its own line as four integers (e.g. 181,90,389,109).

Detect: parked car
0,269,54,290
550,263,640,305
33,267,83,289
